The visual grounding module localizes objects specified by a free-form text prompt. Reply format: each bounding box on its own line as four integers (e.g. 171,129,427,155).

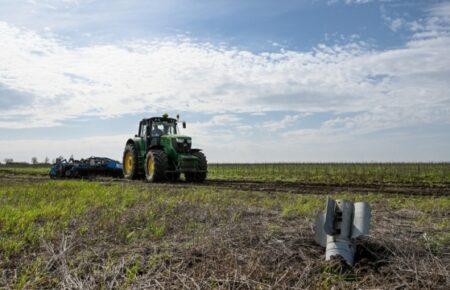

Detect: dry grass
0,178,448,289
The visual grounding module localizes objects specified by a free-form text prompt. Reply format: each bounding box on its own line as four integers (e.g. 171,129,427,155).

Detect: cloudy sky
0,0,449,162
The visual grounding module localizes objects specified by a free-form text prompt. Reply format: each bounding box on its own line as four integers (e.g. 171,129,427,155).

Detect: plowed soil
2,172,449,196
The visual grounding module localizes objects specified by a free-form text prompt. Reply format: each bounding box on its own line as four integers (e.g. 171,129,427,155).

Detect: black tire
194,151,207,182
167,172,181,182
123,143,140,180
145,150,168,182
185,172,196,182
185,151,207,183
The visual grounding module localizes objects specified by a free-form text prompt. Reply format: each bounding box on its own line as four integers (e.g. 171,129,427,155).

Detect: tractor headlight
176,138,192,143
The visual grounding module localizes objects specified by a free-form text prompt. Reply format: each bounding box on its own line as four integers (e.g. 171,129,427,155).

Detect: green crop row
208,162,450,185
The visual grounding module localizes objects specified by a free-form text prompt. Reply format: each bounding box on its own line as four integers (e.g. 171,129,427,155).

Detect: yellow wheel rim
147,156,155,177
124,152,133,175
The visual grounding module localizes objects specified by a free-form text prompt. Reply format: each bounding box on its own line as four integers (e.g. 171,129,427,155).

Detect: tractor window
140,124,147,137
152,121,177,136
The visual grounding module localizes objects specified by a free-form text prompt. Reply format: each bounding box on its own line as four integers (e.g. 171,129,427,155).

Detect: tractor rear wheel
145,150,168,182
123,143,139,179
185,151,207,183
167,172,181,182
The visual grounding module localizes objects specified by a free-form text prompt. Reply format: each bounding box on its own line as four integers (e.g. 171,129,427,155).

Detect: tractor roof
142,117,177,123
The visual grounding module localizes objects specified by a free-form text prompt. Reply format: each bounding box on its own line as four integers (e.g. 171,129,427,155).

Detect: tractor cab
138,117,178,137
137,116,191,151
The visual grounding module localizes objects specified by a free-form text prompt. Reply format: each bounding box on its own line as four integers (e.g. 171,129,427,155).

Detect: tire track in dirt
201,179,450,196
1,173,449,196
119,178,450,196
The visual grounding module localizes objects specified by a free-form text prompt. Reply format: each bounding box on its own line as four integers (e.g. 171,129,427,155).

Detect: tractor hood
161,135,191,141
162,135,192,153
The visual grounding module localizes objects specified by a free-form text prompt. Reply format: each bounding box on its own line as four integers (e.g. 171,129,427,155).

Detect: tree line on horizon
1,157,52,166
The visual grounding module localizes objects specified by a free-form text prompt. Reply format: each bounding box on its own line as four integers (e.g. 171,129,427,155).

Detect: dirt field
0,168,449,289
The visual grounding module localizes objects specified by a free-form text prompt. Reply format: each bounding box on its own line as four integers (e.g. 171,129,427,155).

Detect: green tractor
122,114,207,182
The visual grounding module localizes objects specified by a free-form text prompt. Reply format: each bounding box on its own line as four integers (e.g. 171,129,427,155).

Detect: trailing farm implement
49,157,123,179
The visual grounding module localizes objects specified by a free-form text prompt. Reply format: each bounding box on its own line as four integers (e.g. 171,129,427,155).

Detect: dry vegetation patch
0,179,448,289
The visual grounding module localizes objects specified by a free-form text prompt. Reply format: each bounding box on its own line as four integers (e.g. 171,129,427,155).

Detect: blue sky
0,0,449,162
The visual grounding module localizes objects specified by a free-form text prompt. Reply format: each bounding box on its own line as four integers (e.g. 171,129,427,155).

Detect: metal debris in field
314,197,371,265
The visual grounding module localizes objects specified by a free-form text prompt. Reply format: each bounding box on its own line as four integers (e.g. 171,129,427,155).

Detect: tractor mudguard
126,139,140,151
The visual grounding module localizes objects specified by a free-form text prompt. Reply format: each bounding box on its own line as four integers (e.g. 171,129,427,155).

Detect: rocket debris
314,197,371,265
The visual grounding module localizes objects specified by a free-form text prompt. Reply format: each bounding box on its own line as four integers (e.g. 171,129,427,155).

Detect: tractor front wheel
185,151,207,183
145,150,168,182
123,143,139,179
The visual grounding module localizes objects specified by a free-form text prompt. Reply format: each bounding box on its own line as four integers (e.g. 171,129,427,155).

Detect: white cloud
328,0,374,5
1,15,449,131
387,17,406,31
345,0,373,4
210,114,241,125
429,2,450,18
260,114,301,132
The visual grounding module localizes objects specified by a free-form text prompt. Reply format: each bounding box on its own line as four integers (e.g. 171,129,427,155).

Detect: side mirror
134,134,138,137
182,122,186,129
